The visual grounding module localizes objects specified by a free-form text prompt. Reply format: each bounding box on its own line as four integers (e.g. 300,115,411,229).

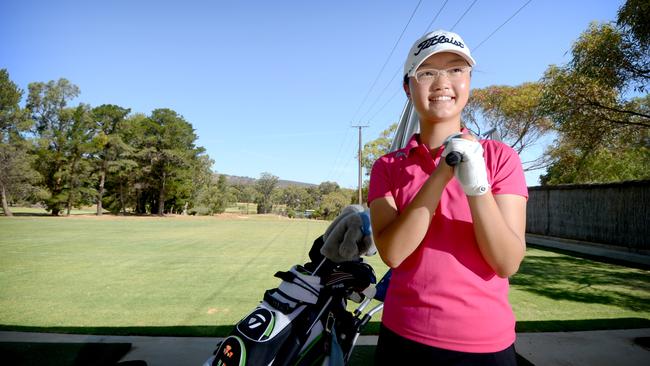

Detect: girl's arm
468,193,527,277
369,163,453,268
446,135,527,277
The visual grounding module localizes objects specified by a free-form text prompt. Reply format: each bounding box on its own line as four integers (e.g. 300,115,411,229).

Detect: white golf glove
442,137,490,196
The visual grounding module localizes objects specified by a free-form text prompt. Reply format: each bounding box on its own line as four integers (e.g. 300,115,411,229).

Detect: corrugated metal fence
526,180,650,252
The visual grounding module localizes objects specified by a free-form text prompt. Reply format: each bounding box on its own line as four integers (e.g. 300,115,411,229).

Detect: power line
332,144,357,185
325,127,354,181
332,0,533,186
450,0,478,31
358,67,401,122
350,0,423,124
473,0,534,52
423,0,449,33
360,0,450,124
368,87,403,123
364,0,533,126
328,1,425,185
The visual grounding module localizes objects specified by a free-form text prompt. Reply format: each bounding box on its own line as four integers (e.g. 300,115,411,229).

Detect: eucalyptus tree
0,69,40,216
27,78,80,215
91,104,131,215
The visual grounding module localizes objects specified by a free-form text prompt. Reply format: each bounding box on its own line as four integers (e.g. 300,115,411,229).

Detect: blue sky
1,0,625,188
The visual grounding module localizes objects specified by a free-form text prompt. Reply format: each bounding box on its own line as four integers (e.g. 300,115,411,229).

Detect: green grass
0,213,648,337
511,248,650,323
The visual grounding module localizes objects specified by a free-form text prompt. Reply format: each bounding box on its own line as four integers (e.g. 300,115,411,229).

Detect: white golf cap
404,29,476,78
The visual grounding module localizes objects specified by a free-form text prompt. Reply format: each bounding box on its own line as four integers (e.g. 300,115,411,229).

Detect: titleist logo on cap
414,35,465,56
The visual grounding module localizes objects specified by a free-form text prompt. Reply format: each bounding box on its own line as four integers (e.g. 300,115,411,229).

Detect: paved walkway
1,329,649,365
525,234,650,268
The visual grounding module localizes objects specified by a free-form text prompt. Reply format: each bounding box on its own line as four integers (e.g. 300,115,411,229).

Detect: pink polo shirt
368,133,528,353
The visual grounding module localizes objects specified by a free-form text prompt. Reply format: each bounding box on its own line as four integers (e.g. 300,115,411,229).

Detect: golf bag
203,235,377,366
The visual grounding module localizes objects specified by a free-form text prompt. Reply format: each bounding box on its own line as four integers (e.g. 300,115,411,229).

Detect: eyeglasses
414,66,472,84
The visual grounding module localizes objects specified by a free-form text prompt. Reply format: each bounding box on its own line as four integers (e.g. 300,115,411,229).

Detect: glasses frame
413,66,472,84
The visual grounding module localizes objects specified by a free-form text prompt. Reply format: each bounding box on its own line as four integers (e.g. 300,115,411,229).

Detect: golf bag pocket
209,335,246,366
210,303,299,365
210,266,322,366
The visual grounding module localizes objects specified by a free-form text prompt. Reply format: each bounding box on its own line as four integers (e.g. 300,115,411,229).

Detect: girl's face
405,52,471,124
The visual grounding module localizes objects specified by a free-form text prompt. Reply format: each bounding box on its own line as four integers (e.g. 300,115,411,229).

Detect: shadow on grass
0,342,131,366
3,317,650,338
3,212,142,217
512,250,650,312
3,320,649,366
359,318,650,335
4,212,52,217
0,325,235,337
346,346,535,366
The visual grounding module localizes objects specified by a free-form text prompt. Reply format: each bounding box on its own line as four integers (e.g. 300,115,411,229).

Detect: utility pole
352,124,369,205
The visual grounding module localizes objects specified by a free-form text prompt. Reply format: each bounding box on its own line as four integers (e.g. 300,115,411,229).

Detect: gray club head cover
321,205,377,263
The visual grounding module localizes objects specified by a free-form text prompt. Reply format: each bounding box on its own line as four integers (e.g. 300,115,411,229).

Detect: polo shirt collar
405,128,470,157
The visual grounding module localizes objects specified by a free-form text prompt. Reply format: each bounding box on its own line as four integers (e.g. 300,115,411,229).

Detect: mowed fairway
0,215,365,334
1,214,649,336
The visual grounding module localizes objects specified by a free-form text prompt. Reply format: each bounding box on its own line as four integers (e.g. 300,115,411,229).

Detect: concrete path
525,234,650,268
2,329,649,365
515,329,650,366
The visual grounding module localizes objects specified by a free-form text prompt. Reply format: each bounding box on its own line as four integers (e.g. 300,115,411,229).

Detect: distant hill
220,174,317,188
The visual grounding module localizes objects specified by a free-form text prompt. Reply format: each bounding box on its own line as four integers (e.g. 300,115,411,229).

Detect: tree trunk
158,172,166,216
119,179,126,216
97,159,107,216
66,156,79,216
66,189,73,216
1,182,13,217
66,176,73,216
52,171,63,216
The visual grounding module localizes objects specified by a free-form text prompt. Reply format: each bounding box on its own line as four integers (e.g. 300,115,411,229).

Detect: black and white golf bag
203,236,377,366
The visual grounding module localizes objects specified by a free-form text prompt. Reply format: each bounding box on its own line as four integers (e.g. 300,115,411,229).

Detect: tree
27,78,81,215
540,95,650,184
230,183,258,214
541,24,649,133
61,104,97,215
91,104,131,216
540,130,649,185
101,113,142,214
277,185,309,216
138,108,200,215
318,181,340,196
186,154,215,214
361,123,398,176
617,0,650,50
193,174,234,215
255,172,278,214
231,183,257,203
319,190,352,220
539,0,649,184
463,83,553,171
0,69,41,216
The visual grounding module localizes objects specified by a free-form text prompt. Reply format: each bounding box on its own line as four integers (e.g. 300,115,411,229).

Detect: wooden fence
526,180,650,252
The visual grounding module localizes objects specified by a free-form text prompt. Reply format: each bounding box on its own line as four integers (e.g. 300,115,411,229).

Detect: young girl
368,30,528,365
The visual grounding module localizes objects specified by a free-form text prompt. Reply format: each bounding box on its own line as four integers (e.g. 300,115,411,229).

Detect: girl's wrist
433,161,454,183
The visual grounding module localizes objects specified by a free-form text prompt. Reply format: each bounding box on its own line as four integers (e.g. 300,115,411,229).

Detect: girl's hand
443,136,490,196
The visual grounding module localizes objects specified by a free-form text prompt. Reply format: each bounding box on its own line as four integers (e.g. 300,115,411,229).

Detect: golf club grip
445,151,462,166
